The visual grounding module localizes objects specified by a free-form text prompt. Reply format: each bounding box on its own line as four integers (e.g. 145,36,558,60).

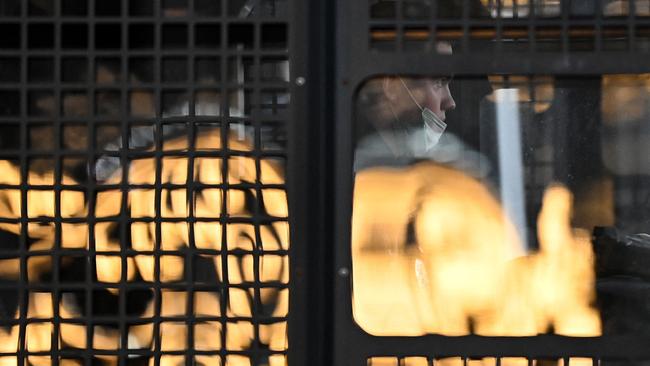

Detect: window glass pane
352,69,650,337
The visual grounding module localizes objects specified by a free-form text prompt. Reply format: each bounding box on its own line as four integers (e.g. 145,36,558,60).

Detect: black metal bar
17,1,29,364
218,0,230,363
152,4,163,365
118,0,129,364
51,1,62,364
287,0,334,365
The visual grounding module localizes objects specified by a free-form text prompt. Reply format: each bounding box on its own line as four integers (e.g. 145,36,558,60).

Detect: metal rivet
337,267,349,277
295,76,306,86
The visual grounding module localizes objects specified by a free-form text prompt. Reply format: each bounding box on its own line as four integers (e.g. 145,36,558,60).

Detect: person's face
382,43,456,124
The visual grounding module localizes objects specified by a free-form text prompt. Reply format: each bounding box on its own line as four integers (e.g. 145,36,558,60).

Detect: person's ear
382,76,400,102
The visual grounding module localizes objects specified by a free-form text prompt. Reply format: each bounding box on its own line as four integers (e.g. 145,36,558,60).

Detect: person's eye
430,79,445,89
439,76,452,87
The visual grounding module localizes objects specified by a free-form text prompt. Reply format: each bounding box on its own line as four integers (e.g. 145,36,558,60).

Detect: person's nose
441,86,456,112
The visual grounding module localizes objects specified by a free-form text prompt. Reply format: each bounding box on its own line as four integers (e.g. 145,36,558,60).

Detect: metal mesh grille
0,0,291,365
333,0,650,365
367,0,650,53
366,357,647,366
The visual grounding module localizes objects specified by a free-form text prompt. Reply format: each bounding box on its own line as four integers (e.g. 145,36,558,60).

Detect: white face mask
400,78,447,150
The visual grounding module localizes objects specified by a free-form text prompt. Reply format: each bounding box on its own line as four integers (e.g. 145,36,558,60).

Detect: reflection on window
487,75,554,113
352,73,650,338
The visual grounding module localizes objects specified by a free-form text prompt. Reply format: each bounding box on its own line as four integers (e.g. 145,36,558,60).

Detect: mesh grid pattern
333,1,650,365
367,0,650,53
0,0,290,365
366,357,644,366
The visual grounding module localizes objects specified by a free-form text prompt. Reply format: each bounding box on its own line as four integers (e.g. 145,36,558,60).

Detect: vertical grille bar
85,2,97,364
184,2,197,366
18,0,29,364
51,1,62,363
152,2,164,365
218,1,230,364
117,0,129,364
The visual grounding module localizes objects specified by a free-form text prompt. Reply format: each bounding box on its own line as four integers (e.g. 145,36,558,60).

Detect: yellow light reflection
353,163,600,339
0,129,288,366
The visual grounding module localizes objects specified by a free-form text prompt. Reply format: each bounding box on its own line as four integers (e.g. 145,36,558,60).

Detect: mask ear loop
399,77,424,112
385,78,413,133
